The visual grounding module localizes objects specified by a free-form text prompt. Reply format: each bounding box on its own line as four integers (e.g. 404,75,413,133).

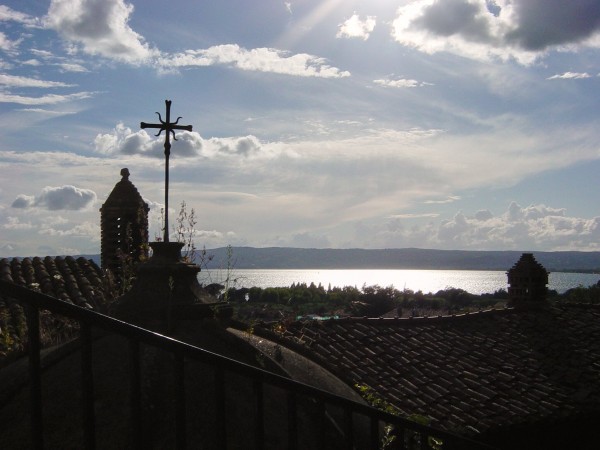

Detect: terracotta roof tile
0,256,110,365
269,304,600,437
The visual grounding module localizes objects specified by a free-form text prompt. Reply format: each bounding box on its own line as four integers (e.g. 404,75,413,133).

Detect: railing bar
253,380,265,450
1,281,495,450
80,321,96,450
343,407,354,450
391,426,405,450
419,431,428,450
174,353,186,450
315,399,326,450
370,416,379,450
287,391,298,450
215,365,226,450
129,339,142,450
25,304,43,450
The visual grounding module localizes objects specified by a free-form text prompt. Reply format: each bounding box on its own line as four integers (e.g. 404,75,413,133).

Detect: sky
1,0,600,257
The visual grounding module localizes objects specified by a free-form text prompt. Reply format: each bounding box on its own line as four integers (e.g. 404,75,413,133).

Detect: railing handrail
0,279,494,449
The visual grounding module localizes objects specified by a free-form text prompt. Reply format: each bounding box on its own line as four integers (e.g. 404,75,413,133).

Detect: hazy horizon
1,1,600,256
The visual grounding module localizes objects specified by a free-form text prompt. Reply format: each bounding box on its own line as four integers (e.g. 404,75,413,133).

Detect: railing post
315,399,326,450
344,407,354,450
215,365,226,450
25,304,43,450
80,321,96,450
419,431,428,450
287,391,298,450
174,353,186,450
253,380,265,449
129,339,142,450
390,426,405,450
370,416,379,450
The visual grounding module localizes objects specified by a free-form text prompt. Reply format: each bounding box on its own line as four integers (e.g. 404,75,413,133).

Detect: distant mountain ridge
202,247,600,272
13,248,599,273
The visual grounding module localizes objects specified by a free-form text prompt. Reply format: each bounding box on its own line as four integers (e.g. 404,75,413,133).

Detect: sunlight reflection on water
199,269,599,295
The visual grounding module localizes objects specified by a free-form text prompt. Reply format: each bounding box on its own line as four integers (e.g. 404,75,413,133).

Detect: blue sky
1,0,600,256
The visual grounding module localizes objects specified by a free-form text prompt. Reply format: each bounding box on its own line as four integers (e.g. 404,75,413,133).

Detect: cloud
3,216,34,230
94,122,181,157
379,202,600,251
291,232,332,248
34,1,348,79
504,0,600,51
337,13,376,40
39,221,100,238
11,195,35,208
44,0,157,63
0,73,73,88
95,122,270,159
374,77,432,88
391,0,600,64
547,72,592,80
424,196,461,204
389,213,440,219
57,62,89,73
162,44,350,78
30,49,54,59
0,31,22,53
18,108,77,115
0,5,39,26
0,91,94,105
12,185,97,211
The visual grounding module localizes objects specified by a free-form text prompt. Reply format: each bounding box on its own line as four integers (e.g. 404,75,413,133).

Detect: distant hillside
202,247,600,272
8,248,600,273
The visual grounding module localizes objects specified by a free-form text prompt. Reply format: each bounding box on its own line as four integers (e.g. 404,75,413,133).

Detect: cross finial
141,100,193,242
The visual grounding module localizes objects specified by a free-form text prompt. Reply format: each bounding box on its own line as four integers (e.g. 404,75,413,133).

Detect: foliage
0,283,80,368
174,200,198,263
559,284,600,304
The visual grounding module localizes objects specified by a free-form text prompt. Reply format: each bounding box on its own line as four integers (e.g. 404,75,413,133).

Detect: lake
199,269,599,295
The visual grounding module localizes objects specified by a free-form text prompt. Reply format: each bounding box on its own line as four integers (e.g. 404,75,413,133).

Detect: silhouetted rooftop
255,303,600,446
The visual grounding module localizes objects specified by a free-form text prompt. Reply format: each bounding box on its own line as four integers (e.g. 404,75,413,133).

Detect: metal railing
0,280,494,450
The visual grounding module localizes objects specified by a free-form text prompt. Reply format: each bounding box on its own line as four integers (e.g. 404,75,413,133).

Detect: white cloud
162,44,350,78
0,73,73,88
424,196,461,204
95,122,274,160
0,5,39,26
547,72,592,80
39,221,100,238
389,213,440,219
3,216,34,230
0,91,94,105
18,108,76,115
44,0,158,63
30,49,54,59
57,62,89,73
0,31,22,53
94,122,169,157
391,0,600,64
378,202,600,251
12,185,97,211
337,13,376,40
374,78,432,88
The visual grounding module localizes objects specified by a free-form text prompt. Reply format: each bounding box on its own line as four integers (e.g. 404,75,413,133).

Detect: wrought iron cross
141,100,193,243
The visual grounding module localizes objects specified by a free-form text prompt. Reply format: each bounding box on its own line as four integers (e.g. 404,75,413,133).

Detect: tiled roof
266,304,600,437
0,256,109,365
0,256,106,308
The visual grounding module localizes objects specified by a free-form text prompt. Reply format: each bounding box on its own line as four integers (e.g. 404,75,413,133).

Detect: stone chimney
100,168,149,279
507,253,549,308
